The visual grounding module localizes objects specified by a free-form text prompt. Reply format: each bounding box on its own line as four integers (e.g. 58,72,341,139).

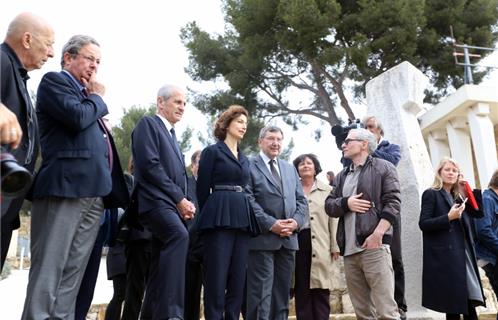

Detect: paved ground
0,258,113,319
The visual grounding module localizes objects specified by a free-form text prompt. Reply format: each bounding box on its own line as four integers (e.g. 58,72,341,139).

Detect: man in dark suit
132,84,195,320
0,12,54,270
21,35,129,320
185,150,203,320
245,125,308,320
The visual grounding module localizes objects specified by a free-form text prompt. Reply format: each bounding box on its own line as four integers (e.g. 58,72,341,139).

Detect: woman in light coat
293,153,340,320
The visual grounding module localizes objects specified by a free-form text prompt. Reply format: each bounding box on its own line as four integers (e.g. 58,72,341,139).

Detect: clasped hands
177,198,196,220
271,218,298,237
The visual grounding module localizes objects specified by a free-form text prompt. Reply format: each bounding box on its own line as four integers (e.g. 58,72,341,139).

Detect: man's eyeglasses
343,138,364,145
77,53,100,65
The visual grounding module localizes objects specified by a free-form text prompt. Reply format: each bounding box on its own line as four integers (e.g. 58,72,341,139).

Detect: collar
346,155,372,174
62,70,85,91
314,179,329,191
156,113,174,132
486,188,498,200
349,159,366,172
259,152,276,165
1,42,29,82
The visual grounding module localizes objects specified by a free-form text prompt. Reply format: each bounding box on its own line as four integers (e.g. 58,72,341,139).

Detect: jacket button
312,235,315,239
310,217,314,220
312,254,316,258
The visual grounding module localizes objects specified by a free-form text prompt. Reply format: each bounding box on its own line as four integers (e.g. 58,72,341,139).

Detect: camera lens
1,153,33,198
2,170,31,195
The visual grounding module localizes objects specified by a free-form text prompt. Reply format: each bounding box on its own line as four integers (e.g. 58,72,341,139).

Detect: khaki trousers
344,246,399,320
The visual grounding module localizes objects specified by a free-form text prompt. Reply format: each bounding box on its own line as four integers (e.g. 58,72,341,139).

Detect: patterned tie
269,159,282,191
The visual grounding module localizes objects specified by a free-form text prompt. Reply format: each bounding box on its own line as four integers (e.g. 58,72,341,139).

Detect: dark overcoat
419,188,484,313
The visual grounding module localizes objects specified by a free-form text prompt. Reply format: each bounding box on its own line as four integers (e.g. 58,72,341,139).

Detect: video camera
1,146,33,198
331,119,364,150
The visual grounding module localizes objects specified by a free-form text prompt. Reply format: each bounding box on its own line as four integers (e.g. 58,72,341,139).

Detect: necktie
170,127,182,158
269,159,282,190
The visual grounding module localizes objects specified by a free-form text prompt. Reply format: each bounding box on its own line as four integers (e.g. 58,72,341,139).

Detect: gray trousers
246,248,295,320
344,246,399,320
21,197,104,320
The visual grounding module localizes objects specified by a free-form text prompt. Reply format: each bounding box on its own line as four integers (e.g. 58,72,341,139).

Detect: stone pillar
366,61,443,318
467,103,498,188
427,129,451,168
446,117,476,187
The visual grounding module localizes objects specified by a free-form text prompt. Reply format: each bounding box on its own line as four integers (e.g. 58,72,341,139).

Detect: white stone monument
365,61,442,319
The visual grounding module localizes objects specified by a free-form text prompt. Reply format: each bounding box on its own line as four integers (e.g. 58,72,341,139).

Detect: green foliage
113,104,196,171
182,0,498,128
279,137,295,161
180,126,193,153
112,104,156,170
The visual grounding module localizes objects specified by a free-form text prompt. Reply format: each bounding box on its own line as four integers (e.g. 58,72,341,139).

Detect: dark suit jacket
31,71,129,208
196,141,259,234
419,188,484,314
246,155,308,251
0,43,39,227
131,115,187,214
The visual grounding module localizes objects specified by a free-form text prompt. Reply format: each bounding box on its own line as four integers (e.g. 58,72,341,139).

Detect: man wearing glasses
0,12,54,271
325,128,401,319
362,115,407,319
21,35,129,320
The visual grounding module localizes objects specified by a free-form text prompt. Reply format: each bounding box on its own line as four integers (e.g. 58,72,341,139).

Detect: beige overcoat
307,179,339,289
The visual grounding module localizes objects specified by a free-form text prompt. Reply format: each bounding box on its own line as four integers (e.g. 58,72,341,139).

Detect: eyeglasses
343,138,364,145
77,53,100,65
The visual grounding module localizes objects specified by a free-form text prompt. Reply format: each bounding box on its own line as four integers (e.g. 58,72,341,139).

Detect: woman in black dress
196,105,259,320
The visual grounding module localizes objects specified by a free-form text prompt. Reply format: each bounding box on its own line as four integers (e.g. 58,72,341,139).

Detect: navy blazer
196,141,259,234
132,115,187,214
419,188,484,314
32,71,128,208
246,155,308,251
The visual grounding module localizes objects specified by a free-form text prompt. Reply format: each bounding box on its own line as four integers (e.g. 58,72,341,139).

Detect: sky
1,0,348,179
2,1,497,180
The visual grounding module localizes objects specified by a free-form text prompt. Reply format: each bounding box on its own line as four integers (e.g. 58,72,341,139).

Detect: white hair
157,84,183,100
350,128,377,154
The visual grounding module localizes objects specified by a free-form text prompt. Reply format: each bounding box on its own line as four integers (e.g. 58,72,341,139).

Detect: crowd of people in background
2,11,498,320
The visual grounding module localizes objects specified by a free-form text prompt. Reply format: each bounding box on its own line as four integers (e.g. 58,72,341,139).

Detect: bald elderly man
0,12,55,270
